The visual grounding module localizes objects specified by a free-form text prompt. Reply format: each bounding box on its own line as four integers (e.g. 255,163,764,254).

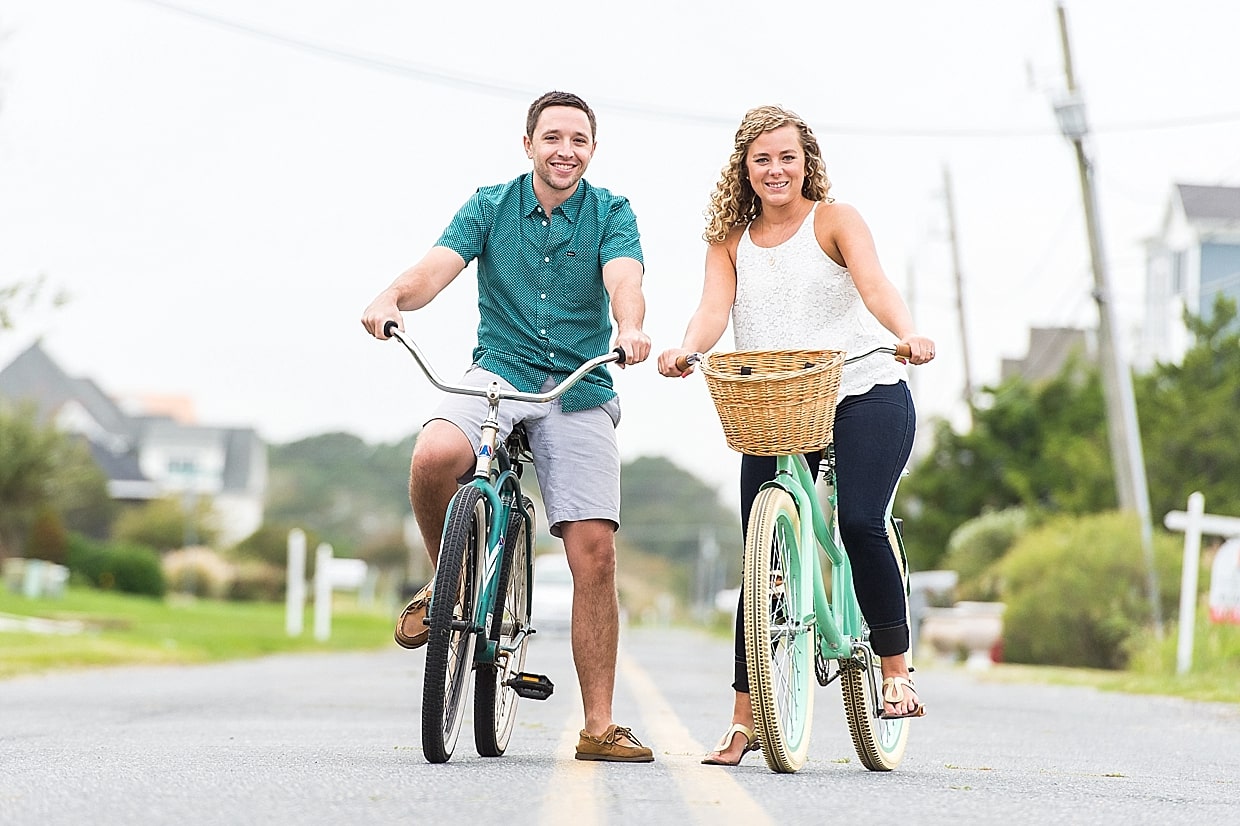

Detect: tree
1136,295,1240,521
0,404,111,557
899,353,1114,570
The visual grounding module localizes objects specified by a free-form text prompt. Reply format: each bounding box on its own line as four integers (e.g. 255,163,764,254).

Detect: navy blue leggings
732,381,916,693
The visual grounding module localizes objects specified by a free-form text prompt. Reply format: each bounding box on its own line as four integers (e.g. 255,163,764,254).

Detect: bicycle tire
421,486,485,764
474,497,535,757
841,658,909,770
743,486,814,773
841,515,911,770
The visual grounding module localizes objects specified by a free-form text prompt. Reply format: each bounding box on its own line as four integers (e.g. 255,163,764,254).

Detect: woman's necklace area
754,203,812,267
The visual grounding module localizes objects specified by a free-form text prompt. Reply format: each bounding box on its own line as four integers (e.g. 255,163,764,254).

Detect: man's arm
601,256,650,366
360,246,468,339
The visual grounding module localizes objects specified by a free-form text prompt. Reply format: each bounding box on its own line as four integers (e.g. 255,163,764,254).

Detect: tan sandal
701,723,760,766
880,676,927,719
393,581,433,649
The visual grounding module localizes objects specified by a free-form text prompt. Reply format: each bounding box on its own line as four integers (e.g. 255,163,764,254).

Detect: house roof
0,341,134,439
1176,183,1240,223
0,340,264,498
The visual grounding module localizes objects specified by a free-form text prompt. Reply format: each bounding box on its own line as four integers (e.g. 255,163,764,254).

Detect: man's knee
562,522,617,584
410,421,473,483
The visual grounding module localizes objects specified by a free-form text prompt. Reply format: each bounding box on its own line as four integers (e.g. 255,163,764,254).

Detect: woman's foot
701,723,760,766
879,676,926,719
879,656,926,719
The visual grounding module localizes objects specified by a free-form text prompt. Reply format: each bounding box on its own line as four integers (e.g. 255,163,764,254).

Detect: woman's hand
658,348,697,377
900,335,936,365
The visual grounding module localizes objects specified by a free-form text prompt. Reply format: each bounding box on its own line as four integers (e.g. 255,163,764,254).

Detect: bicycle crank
505,672,555,700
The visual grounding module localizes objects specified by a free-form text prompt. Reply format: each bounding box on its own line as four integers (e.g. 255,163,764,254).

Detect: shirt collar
522,173,585,222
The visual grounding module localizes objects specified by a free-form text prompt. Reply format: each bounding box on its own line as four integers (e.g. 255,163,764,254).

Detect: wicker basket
700,349,845,455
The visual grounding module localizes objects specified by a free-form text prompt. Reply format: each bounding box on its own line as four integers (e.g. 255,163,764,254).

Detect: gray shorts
427,365,622,537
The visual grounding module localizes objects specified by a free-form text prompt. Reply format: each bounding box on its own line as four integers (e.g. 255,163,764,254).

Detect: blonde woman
658,105,935,766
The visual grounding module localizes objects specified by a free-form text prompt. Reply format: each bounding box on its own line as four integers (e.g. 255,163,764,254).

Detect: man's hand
361,291,402,339
613,328,650,368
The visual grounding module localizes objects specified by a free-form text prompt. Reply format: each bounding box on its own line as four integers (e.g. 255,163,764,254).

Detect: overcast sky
2,0,1238,503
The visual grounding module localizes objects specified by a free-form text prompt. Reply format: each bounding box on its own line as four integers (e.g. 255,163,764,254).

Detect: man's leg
408,420,474,566
559,519,620,734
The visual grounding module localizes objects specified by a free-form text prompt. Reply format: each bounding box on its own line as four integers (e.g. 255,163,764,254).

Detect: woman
657,105,936,766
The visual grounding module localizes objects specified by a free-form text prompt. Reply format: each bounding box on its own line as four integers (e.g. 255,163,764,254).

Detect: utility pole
942,165,976,423
1052,1,1163,635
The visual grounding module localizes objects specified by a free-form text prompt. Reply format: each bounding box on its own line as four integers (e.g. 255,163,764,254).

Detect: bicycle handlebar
673,343,912,374
383,320,626,404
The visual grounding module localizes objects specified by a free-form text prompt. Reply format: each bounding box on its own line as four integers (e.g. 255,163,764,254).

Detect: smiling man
361,91,653,763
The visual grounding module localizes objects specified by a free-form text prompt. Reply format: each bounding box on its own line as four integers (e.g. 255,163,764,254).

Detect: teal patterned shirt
435,173,644,412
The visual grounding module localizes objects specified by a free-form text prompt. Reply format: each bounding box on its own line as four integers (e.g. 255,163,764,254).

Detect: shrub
66,533,166,598
997,511,1179,669
163,546,235,599
943,507,1030,601
230,523,325,580
228,559,286,602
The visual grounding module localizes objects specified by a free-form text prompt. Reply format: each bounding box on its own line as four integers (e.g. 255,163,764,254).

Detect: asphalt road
2,625,1237,825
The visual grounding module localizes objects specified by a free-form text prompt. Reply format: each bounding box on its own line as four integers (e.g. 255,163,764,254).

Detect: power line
132,0,1240,139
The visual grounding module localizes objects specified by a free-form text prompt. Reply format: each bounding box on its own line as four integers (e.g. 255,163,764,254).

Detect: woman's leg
832,382,922,715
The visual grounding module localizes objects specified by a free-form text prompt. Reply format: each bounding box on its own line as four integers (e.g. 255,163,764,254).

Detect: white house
0,341,266,546
1140,183,1240,369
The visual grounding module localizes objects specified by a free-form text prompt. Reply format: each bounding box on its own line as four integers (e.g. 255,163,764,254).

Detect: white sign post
313,543,334,642
285,529,306,637
1163,492,1240,674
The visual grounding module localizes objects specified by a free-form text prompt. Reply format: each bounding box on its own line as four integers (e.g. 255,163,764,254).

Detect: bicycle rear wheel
743,486,814,773
841,657,909,770
422,486,484,764
474,497,535,757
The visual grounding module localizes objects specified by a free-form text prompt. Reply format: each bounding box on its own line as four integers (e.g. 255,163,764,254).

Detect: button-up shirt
435,173,644,412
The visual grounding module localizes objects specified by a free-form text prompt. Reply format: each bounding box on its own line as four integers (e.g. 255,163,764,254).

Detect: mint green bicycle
683,345,914,773
385,322,625,763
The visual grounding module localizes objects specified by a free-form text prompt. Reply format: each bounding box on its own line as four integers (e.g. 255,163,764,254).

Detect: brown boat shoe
393,582,432,649
574,724,654,763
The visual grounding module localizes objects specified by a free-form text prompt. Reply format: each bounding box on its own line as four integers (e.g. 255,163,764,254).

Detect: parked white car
533,552,573,637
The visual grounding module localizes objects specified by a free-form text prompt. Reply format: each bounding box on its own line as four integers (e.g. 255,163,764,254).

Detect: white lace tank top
732,205,907,401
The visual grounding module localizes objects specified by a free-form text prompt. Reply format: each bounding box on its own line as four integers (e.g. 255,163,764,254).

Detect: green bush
998,511,1179,669
65,534,166,598
227,559,286,602
943,507,1030,601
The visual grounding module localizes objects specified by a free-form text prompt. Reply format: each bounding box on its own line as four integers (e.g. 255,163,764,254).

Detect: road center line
619,650,772,825
540,697,600,824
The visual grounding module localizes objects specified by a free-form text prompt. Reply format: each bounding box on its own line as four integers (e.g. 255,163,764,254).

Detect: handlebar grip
674,353,701,372
613,347,627,366
383,320,398,338
895,343,912,359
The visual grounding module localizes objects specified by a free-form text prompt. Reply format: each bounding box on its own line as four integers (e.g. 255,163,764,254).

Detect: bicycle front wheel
422,486,484,764
743,486,814,773
474,497,535,757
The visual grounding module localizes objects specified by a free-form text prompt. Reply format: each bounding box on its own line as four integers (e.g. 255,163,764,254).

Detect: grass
943,605,1240,706
0,587,394,680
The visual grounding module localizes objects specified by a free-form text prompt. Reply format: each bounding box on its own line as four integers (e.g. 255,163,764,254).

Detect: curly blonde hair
703,105,832,244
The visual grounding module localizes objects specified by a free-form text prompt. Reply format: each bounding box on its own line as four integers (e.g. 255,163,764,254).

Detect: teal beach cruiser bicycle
385,322,625,763
682,345,915,773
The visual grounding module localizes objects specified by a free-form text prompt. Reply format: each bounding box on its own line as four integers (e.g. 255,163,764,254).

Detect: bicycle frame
387,325,623,664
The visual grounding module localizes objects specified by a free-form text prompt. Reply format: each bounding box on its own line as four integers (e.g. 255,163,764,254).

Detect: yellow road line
619,650,772,826
539,688,600,825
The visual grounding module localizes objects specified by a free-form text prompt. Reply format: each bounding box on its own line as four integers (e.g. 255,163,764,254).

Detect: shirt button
542,220,548,226
540,293,547,299
549,352,555,359
540,329,546,335
544,256,550,263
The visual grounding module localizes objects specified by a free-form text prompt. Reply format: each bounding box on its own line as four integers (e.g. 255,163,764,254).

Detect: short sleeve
435,190,492,264
599,198,644,269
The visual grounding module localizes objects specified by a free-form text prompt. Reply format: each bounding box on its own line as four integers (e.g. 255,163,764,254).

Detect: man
361,91,653,763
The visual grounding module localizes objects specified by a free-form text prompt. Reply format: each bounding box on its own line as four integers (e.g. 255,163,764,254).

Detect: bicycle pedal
505,672,555,700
